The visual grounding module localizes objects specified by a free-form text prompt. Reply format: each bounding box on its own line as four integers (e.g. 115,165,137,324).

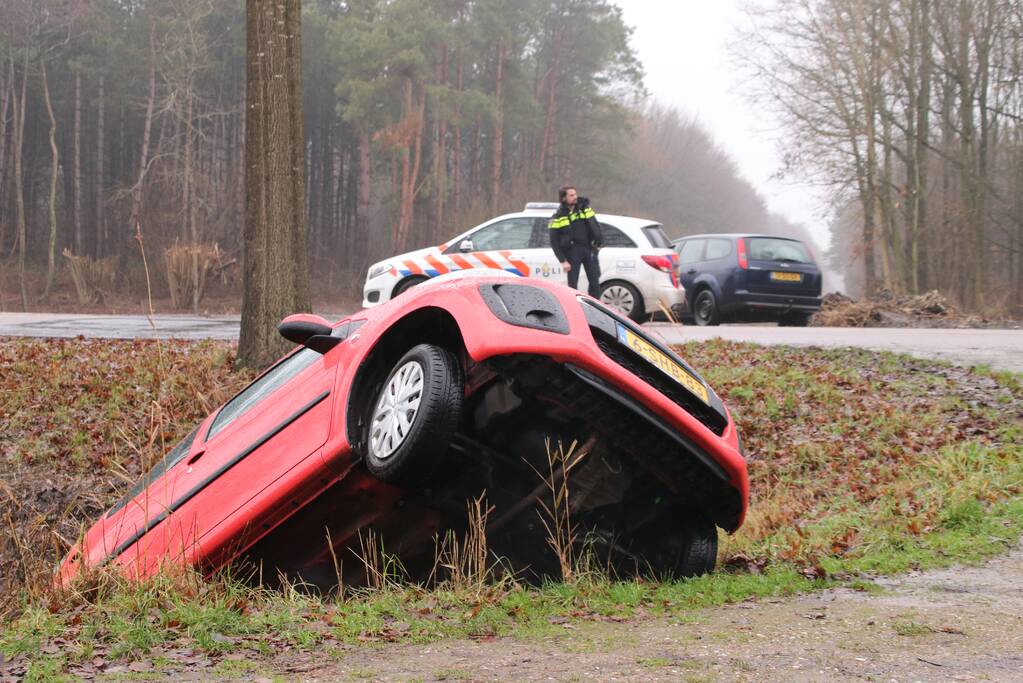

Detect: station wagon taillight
737,238,748,269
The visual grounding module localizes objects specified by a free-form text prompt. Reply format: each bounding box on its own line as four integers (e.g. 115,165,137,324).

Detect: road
1,312,1021,373
647,323,1023,374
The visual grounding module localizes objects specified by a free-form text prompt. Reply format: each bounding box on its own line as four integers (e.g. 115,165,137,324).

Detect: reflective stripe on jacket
548,198,602,262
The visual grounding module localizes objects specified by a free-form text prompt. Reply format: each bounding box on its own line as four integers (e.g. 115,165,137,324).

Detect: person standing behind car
548,186,603,297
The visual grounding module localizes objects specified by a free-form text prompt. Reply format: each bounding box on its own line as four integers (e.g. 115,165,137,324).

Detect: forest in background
743,0,1023,312
0,0,810,312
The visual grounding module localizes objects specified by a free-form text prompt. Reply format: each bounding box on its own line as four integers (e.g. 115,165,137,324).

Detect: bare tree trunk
453,48,463,216
472,115,482,198
239,0,311,369
972,0,994,309
184,88,200,312
912,0,931,293
0,58,11,246
539,26,563,181
411,86,425,238
395,78,426,252
357,128,371,269
879,110,905,290
41,60,60,300
13,53,28,310
490,41,505,215
1016,141,1023,313
72,69,82,255
95,75,105,258
433,43,448,242
129,50,157,276
396,78,413,251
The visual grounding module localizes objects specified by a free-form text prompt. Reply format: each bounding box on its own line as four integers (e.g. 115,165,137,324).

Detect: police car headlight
367,263,390,280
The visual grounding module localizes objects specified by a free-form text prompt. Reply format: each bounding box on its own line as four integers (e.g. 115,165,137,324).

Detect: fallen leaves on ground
1,336,1021,679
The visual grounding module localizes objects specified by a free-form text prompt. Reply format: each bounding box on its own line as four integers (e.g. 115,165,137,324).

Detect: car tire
692,289,720,326
600,281,645,322
393,275,429,298
778,312,811,327
655,519,719,578
363,344,463,486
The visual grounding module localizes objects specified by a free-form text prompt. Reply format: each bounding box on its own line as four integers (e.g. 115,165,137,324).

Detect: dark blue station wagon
673,234,823,326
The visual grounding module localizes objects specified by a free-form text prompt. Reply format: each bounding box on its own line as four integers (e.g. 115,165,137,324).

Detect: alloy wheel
695,291,716,325
601,285,635,316
369,360,425,460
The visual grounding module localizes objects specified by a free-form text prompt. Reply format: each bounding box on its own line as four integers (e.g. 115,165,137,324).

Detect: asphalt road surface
1,312,1021,374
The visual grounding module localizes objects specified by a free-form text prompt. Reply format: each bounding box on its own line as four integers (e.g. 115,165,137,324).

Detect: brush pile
811,289,1019,328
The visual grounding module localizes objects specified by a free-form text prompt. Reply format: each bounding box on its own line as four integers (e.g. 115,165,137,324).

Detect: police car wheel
363,344,463,486
600,281,644,322
393,275,429,298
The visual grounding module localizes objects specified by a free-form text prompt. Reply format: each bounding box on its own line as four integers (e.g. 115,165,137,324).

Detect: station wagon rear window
747,238,813,263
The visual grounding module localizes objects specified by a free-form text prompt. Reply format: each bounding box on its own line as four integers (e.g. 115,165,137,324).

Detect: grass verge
1,337,1021,679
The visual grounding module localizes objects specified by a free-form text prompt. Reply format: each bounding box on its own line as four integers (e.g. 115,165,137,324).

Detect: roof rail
524,202,559,210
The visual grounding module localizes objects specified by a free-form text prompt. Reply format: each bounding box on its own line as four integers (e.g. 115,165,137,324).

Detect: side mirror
459,239,474,253
277,314,341,354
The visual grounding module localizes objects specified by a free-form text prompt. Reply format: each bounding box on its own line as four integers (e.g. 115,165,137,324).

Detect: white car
363,203,684,321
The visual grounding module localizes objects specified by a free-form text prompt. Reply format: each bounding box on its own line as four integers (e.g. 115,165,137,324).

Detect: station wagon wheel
600,281,644,322
692,289,720,326
363,343,463,485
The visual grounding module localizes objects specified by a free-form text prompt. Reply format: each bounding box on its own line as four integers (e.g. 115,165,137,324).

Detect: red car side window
206,347,321,442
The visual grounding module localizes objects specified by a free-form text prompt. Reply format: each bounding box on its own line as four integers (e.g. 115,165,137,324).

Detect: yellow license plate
770,271,802,282
617,324,709,404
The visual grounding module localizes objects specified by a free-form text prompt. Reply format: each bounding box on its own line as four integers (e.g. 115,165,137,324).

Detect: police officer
548,185,603,297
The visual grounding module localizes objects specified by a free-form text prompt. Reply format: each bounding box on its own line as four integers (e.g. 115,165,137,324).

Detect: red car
59,272,749,586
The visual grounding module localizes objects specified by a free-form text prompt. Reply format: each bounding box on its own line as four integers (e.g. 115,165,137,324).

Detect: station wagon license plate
616,324,710,404
770,271,802,282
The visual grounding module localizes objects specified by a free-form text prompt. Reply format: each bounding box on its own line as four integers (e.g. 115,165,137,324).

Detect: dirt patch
249,545,1023,682
812,289,1022,329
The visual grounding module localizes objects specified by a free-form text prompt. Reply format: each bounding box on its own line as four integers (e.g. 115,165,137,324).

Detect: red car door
124,345,341,575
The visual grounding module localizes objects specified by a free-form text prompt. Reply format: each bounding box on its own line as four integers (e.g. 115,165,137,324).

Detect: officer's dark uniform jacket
548,197,603,262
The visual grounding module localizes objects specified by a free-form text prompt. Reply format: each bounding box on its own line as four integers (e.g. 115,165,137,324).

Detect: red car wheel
363,343,463,485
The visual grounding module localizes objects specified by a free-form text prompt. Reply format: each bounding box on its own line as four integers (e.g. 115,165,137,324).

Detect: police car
362,203,684,321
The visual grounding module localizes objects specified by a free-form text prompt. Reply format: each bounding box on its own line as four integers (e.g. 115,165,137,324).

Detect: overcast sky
613,0,833,250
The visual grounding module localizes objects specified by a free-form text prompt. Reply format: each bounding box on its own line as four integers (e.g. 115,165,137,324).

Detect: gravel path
262,545,1023,682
